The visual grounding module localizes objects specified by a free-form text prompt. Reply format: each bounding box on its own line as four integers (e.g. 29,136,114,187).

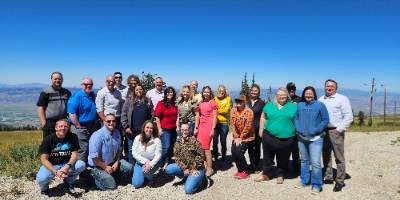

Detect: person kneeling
166,123,206,194
36,119,86,195
132,120,162,188
88,114,132,190
230,95,255,179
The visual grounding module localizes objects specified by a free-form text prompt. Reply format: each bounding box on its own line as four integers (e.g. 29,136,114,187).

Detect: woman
213,85,231,163
230,95,254,179
132,120,162,188
176,85,197,136
255,87,297,184
295,86,329,193
247,84,265,171
154,86,178,168
121,84,153,164
166,123,206,194
194,86,217,177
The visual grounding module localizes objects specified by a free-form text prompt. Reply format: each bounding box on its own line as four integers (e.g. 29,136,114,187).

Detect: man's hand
59,165,70,176
105,166,113,174
183,169,190,176
111,161,120,172
125,128,132,135
55,170,67,179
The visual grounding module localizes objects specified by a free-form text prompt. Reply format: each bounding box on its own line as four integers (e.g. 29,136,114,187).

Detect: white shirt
132,135,162,167
121,87,132,102
319,92,353,132
146,88,164,110
95,87,123,117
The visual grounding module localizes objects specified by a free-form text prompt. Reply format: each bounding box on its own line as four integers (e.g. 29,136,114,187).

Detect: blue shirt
88,126,121,166
67,90,97,123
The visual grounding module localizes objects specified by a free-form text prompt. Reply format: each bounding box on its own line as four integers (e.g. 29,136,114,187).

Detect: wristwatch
66,163,73,168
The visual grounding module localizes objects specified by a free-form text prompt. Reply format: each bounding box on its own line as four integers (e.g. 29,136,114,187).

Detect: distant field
348,115,400,132
0,131,42,151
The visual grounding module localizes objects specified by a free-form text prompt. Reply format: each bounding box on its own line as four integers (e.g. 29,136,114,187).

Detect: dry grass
0,131,42,151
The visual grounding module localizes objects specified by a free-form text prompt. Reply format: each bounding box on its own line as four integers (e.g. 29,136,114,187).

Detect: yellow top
214,96,231,124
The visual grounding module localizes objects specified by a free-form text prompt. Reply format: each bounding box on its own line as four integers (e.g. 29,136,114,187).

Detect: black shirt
38,133,79,165
247,98,266,128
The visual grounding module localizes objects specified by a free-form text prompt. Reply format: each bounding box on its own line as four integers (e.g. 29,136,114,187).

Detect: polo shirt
67,90,97,124
146,88,164,109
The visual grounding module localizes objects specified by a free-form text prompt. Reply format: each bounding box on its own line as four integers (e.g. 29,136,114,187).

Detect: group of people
35,71,353,195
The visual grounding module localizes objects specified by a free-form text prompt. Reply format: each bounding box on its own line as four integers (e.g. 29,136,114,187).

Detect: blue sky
0,0,399,92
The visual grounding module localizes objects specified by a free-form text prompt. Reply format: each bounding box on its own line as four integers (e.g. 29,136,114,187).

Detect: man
95,75,123,123
146,76,164,109
36,119,85,194
319,79,353,192
88,114,132,190
286,82,301,103
121,74,140,101
67,77,97,163
190,80,202,104
286,82,301,175
37,72,71,138
113,72,127,93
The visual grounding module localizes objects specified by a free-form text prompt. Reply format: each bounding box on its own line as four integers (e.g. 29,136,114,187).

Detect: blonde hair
217,84,230,98
178,85,193,104
274,87,291,105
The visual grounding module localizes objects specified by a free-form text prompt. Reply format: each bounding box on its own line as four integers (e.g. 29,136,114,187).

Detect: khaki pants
323,129,346,184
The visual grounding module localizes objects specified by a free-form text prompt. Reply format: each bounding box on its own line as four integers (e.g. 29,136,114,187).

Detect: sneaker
311,187,322,194
233,172,241,178
295,183,307,189
236,172,249,179
40,189,50,195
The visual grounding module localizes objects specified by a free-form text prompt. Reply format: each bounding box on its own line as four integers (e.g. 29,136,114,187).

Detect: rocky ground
1,131,399,200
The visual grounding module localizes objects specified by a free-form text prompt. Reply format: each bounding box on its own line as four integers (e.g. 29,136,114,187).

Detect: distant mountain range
0,83,399,115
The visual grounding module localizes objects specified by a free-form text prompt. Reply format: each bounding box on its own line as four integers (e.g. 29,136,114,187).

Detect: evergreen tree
240,72,250,99
358,111,365,126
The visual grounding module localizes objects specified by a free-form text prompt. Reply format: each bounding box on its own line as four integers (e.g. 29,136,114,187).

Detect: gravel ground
1,131,400,200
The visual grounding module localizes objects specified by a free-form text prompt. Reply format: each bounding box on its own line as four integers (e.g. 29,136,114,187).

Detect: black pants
262,130,294,178
290,136,300,173
231,141,250,172
42,119,57,139
248,126,262,167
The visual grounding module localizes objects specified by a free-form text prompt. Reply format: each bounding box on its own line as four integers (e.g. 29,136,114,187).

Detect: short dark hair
286,82,296,91
325,79,338,88
51,71,63,80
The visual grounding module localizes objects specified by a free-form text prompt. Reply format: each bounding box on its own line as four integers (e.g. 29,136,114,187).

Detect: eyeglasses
83,83,93,87
106,120,116,123
106,80,115,84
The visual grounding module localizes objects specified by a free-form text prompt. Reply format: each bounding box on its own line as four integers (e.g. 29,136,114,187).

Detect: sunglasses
114,76,122,79
106,120,116,123
83,83,93,87
106,80,115,84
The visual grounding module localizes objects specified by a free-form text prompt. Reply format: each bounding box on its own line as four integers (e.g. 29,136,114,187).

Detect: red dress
197,99,217,150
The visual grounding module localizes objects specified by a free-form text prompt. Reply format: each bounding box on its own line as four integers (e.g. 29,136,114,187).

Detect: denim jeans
212,123,229,160
90,159,132,190
166,163,205,194
126,131,140,165
132,162,160,188
160,129,177,167
298,137,324,190
36,160,86,191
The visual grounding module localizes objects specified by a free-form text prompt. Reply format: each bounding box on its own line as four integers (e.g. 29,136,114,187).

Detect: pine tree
251,72,255,86
240,72,250,99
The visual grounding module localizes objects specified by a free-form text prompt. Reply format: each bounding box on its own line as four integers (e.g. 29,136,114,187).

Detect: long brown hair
139,120,159,150
130,84,146,104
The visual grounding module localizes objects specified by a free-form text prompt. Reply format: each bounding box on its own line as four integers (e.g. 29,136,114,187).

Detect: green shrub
0,142,40,180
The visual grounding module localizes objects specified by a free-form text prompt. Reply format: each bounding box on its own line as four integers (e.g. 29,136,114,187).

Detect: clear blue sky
0,0,399,92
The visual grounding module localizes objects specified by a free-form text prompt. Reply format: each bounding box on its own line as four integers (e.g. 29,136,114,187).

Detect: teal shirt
263,101,297,138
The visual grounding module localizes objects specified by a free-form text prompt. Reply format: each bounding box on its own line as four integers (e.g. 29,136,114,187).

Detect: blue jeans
90,159,132,190
160,129,177,167
298,137,324,190
132,162,160,188
166,163,205,194
36,160,86,191
212,123,229,160
126,131,140,165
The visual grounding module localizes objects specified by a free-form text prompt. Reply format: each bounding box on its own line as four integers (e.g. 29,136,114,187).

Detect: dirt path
1,131,399,200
